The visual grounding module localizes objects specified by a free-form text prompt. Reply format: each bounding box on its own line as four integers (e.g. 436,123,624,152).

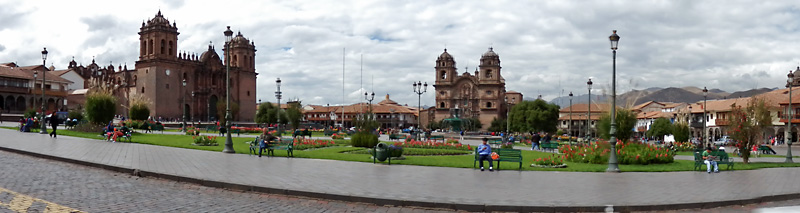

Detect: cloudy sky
2,0,800,107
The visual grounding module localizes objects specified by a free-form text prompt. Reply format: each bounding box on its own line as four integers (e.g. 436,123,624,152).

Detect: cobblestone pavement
0,150,454,212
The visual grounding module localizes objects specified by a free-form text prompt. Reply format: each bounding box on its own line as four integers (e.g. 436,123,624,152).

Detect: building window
160,39,165,54
440,71,446,80
141,87,145,93
485,70,492,78
166,84,169,89
247,91,250,96
439,91,445,96
169,41,174,55
148,39,154,54
486,90,492,95
439,102,445,108
486,102,492,108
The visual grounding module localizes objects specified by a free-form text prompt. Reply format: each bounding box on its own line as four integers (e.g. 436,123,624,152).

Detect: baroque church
431,48,522,130
66,11,257,121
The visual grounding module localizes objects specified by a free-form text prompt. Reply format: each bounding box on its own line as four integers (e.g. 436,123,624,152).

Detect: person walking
531,132,541,151
477,138,494,172
48,112,60,138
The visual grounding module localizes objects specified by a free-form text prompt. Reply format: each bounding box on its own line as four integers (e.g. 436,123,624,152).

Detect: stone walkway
3,127,800,211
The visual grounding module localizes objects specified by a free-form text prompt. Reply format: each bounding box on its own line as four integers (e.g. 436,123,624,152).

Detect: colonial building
304,95,418,129
558,102,607,137
0,63,72,114
430,48,522,130
63,11,257,122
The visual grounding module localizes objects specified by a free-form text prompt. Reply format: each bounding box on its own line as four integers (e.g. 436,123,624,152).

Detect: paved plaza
2,126,800,212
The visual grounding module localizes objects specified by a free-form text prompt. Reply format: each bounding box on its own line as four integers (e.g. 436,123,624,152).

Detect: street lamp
505,96,510,139
412,81,427,140
688,105,693,140
787,70,794,163
389,108,395,129
587,78,593,140
182,78,187,132
276,78,282,136
569,92,573,137
222,26,235,153
39,48,48,134
703,86,708,147
606,30,620,172
191,91,195,126
364,92,375,113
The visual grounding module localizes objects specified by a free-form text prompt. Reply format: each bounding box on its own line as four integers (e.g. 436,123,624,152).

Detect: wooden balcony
0,86,30,94
31,89,68,97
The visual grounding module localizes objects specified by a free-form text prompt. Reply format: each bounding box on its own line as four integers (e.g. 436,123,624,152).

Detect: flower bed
673,142,696,152
391,140,472,151
192,136,218,146
531,155,564,167
293,138,337,150
560,141,674,165
185,126,200,136
348,147,470,156
331,133,345,139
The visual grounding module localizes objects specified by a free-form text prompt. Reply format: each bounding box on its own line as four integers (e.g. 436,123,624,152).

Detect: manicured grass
8,126,800,172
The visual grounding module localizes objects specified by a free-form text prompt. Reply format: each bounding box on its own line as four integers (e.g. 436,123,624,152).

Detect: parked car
714,136,731,146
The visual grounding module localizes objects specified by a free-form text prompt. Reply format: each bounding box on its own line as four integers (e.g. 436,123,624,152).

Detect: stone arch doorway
47,98,56,112
209,95,218,121
15,96,25,112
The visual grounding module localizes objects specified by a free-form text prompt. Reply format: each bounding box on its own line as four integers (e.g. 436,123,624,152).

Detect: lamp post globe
787,70,795,163
702,86,708,146
587,78,593,141
275,78,282,136
222,26,235,153
606,30,620,172
412,81,427,140
39,47,48,134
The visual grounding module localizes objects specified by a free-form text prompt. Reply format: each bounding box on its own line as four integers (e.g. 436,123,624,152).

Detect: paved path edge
2,144,799,212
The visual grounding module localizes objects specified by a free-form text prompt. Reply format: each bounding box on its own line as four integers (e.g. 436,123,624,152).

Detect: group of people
18,112,61,139
103,121,130,142
529,132,552,151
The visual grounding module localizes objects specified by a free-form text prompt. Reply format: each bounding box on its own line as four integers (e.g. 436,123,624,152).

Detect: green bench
429,135,445,142
293,129,312,138
248,136,260,155
472,148,522,170
206,125,219,133
694,151,734,171
488,139,503,148
389,134,407,141
540,142,559,152
266,138,295,157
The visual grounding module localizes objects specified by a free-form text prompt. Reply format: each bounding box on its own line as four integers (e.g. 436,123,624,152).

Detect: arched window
148,39,154,54
141,41,146,56
183,72,187,80
247,91,250,96
485,70,493,78
486,102,493,108
133,75,137,85
439,102,445,108
141,87,145,93
233,55,238,67
440,71,446,80
169,41,174,56
160,39,166,54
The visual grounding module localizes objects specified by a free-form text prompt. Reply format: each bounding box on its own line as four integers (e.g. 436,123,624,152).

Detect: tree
85,89,117,125
216,101,240,125
646,118,673,139
727,97,771,163
465,117,482,131
597,107,637,141
255,102,287,127
128,93,151,121
426,120,442,130
508,99,560,133
672,122,690,142
286,102,303,131
488,117,506,132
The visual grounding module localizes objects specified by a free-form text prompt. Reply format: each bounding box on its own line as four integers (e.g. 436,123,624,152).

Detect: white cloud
3,0,800,106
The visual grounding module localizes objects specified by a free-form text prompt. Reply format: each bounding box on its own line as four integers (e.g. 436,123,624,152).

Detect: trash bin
374,142,389,162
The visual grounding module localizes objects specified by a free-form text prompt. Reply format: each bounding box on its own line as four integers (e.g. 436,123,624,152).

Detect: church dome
199,45,220,62
481,47,498,58
378,94,399,105
146,10,172,28
438,49,453,60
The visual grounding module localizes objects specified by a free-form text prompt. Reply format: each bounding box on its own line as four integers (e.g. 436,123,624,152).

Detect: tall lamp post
703,87,708,147
412,81,427,140
364,92,375,113
606,30,620,172
505,96,510,139
787,70,794,163
222,26,235,153
182,78,187,132
587,79,593,140
389,108,395,130
569,92,573,137
276,78,283,136
688,105,693,140
39,48,48,134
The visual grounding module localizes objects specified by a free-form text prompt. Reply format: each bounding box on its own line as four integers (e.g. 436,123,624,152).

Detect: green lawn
7,126,800,172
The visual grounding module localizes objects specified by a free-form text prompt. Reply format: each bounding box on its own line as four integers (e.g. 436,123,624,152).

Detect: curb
1,145,799,212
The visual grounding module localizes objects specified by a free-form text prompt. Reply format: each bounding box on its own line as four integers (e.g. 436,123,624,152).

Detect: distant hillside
727,88,773,99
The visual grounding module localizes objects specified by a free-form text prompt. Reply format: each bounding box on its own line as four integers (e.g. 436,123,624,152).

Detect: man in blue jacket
477,138,493,172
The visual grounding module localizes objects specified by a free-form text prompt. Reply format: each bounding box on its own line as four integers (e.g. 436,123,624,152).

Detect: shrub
186,126,200,136
531,155,564,166
294,138,337,150
561,141,674,165
445,138,459,144
673,142,696,152
388,144,404,157
500,142,514,149
350,132,378,148
72,122,105,133
129,103,150,121
86,91,116,125
68,109,84,121
331,133,344,140
24,108,37,119
192,136,218,146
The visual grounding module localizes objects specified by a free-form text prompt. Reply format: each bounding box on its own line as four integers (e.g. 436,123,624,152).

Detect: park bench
389,134,407,141
472,148,522,170
248,136,260,155
488,139,503,148
266,138,295,157
293,129,312,138
541,142,559,153
117,130,133,143
206,125,219,133
429,135,445,142
693,151,734,171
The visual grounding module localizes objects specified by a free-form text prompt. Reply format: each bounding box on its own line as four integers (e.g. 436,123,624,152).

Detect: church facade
66,11,257,122
431,48,522,130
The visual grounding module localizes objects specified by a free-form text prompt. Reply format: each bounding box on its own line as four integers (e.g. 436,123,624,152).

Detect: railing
0,86,30,94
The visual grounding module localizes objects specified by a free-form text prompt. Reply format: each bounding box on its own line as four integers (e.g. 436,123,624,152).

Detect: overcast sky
2,0,799,107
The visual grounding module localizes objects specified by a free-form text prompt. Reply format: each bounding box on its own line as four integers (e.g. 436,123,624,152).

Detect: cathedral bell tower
435,49,456,85
478,47,501,84
138,10,179,61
